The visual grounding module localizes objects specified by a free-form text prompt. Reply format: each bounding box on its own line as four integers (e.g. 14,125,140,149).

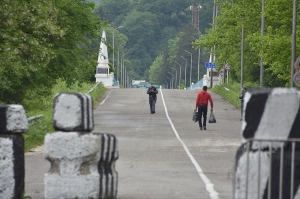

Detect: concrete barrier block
234,147,269,199
234,143,300,199
53,92,93,132
0,105,28,133
0,134,24,199
241,88,300,148
95,133,119,198
44,132,102,199
44,132,119,199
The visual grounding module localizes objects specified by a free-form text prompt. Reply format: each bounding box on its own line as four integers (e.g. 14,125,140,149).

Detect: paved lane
93,88,242,199
24,88,242,199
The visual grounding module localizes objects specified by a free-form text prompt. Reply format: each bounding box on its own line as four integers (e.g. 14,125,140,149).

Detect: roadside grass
211,81,259,109
23,80,107,152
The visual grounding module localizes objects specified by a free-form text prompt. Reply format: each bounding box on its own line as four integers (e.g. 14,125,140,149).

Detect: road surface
25,88,243,199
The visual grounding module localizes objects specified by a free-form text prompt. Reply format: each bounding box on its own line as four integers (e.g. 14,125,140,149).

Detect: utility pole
291,0,298,87
260,0,265,88
175,61,181,88
211,0,217,88
241,0,245,89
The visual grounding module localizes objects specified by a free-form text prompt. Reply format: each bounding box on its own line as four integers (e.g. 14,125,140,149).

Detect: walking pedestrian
147,82,158,114
239,86,247,121
194,86,213,130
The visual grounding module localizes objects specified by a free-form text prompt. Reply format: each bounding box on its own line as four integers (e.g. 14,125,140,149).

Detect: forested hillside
97,0,300,88
96,0,214,86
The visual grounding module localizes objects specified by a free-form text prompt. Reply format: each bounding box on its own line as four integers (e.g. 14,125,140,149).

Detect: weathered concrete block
96,133,119,198
241,88,300,148
44,132,102,199
46,92,118,198
0,134,24,199
53,92,93,132
234,144,300,199
44,132,119,199
235,88,300,199
234,148,269,199
0,105,28,134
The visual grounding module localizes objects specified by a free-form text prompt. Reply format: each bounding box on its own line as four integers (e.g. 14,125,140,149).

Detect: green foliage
211,81,259,109
21,190,32,199
24,80,107,152
149,55,164,83
200,0,300,87
0,0,60,103
0,0,102,104
97,0,215,81
122,10,161,78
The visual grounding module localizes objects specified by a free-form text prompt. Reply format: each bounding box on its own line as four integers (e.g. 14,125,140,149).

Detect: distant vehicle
138,82,148,88
132,80,146,86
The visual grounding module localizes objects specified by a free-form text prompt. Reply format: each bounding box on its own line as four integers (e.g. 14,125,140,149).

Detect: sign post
225,64,230,84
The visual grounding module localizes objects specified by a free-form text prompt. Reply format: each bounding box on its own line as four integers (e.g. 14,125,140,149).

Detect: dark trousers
149,96,156,113
241,105,244,119
198,104,208,127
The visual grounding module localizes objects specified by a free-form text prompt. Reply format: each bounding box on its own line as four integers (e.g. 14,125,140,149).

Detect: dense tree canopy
0,0,102,103
197,0,300,87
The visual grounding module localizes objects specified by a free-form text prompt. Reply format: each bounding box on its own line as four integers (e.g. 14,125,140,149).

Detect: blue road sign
205,62,216,68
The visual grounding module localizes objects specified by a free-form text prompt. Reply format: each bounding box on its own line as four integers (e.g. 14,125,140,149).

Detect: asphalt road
25,88,243,199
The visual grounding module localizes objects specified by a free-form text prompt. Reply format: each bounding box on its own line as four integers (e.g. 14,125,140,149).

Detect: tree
198,0,300,87
149,55,164,83
0,0,61,103
0,0,102,103
122,10,161,78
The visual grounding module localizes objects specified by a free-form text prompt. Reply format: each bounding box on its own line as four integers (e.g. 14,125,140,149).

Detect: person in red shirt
194,86,213,130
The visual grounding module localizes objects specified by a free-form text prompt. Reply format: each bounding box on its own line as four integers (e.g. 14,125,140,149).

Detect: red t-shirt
195,90,213,108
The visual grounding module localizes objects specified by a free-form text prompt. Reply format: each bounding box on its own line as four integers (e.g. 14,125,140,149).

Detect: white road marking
99,91,110,106
100,95,109,106
160,89,220,199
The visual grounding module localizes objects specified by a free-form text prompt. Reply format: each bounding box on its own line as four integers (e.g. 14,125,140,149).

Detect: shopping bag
192,111,199,123
208,112,216,123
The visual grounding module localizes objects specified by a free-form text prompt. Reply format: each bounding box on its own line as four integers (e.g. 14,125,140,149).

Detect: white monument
95,31,114,87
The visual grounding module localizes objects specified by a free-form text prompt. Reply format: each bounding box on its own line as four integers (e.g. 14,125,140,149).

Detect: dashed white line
160,89,220,199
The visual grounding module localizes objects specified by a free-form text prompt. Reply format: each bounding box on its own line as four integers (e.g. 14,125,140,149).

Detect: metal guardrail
87,82,101,94
27,114,43,126
234,138,300,199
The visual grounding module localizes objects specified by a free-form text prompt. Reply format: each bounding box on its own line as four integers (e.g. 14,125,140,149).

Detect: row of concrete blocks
0,92,118,199
234,88,300,199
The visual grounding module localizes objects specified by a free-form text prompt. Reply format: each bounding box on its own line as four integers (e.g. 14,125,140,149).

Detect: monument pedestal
95,73,114,87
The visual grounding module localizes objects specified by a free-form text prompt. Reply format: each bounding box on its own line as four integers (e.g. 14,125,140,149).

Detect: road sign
225,64,230,70
293,55,300,70
293,71,300,87
205,62,216,68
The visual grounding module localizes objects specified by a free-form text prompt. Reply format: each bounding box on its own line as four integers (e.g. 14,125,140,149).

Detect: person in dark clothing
239,86,247,121
194,86,214,130
147,82,158,114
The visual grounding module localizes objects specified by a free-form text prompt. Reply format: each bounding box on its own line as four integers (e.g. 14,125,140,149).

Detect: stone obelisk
95,31,114,87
